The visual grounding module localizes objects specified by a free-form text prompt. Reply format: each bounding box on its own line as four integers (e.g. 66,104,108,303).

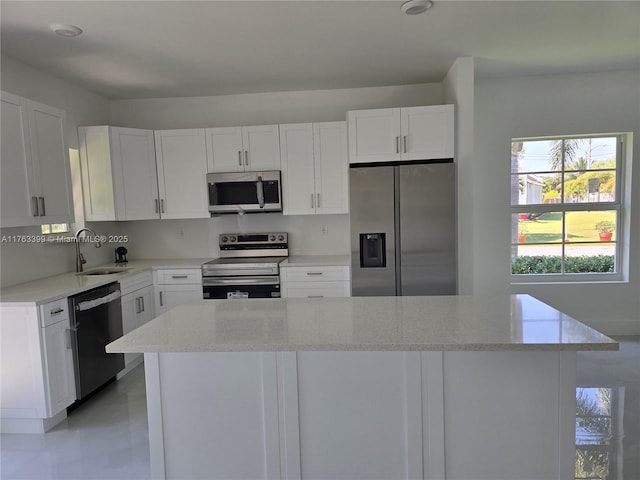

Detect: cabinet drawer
284,282,350,298
281,266,349,283
40,298,70,328
157,268,202,284
119,271,153,295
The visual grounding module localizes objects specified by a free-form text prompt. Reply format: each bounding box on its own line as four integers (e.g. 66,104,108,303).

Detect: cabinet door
1,92,37,227
156,285,202,314
400,105,454,160
205,127,244,173
242,125,281,171
313,122,348,215
155,129,209,219
136,285,155,327
42,319,76,416
120,291,140,368
27,100,74,224
280,123,316,215
79,126,117,221
284,282,350,298
112,127,159,220
347,108,401,164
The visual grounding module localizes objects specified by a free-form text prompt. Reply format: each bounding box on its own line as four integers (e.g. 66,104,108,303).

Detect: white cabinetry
1,298,76,433
120,272,155,371
1,91,73,227
280,122,348,215
281,266,350,298
154,129,209,219
348,105,454,164
79,126,158,221
154,268,203,315
206,125,280,172
79,127,208,221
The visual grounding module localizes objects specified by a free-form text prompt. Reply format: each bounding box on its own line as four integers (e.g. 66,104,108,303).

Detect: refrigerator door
350,166,396,296
399,163,456,295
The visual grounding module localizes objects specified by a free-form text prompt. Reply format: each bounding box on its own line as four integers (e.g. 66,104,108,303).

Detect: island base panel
144,350,575,480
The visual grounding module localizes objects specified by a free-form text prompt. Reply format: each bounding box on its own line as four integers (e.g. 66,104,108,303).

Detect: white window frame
510,134,625,283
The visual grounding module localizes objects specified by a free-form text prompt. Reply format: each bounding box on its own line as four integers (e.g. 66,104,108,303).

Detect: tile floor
1,338,639,480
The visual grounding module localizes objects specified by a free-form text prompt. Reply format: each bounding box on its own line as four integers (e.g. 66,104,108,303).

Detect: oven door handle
203,276,280,286
202,266,279,276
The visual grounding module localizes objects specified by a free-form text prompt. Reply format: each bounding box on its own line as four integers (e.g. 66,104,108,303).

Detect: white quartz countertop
106,294,617,353
0,258,210,305
281,255,350,267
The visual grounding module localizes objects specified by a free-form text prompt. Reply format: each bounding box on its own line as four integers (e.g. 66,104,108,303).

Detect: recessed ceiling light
49,23,83,37
401,0,434,15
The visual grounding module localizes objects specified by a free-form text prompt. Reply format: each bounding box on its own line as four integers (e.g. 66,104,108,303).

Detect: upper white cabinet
347,105,454,164
1,91,73,227
280,121,348,215
155,129,210,219
206,125,280,173
79,126,158,221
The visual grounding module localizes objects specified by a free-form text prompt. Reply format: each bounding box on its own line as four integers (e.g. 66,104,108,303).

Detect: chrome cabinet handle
50,308,65,316
32,196,39,216
310,193,315,208
155,199,159,213
306,272,323,276
135,297,141,314
395,136,400,154
160,199,165,213
308,295,324,298
403,135,407,153
244,150,249,166
317,193,320,208
171,275,188,279
159,291,163,307
38,197,46,216
238,151,242,166
141,296,145,313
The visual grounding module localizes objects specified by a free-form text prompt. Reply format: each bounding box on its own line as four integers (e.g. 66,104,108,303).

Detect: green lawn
518,211,616,243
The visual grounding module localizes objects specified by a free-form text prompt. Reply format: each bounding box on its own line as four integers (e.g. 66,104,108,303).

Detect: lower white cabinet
120,272,155,370
1,298,76,433
154,268,203,314
281,266,350,298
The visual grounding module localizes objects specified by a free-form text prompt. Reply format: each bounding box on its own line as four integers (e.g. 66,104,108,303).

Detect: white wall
474,69,640,335
444,58,475,295
109,83,443,129
0,55,120,287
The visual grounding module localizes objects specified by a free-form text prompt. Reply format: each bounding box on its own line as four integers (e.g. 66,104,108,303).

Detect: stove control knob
230,235,237,242
278,234,285,241
221,236,228,243
269,235,276,242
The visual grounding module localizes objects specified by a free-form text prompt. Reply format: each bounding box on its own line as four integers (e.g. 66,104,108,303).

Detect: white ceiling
1,1,639,100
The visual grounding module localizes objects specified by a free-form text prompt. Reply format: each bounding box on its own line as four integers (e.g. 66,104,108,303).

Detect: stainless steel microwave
207,171,283,215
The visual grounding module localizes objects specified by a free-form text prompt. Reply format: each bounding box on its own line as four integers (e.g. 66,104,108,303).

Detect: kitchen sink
76,267,133,276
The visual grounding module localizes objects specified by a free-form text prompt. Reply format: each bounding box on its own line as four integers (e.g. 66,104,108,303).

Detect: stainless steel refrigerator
350,161,456,296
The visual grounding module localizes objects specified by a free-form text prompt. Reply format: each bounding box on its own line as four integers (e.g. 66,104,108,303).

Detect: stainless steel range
202,232,288,299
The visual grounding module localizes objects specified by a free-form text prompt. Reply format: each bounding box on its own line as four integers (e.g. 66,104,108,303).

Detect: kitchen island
107,294,617,480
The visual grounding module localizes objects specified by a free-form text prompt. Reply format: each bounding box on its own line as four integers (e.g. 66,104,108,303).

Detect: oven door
202,276,281,299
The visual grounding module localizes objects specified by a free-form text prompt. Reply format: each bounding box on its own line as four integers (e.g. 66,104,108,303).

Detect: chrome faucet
75,228,102,272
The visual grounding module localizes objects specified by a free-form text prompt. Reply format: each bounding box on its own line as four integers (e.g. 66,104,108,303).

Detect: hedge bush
511,255,614,274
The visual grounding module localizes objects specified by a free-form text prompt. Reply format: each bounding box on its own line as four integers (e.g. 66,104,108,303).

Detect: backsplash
119,214,350,259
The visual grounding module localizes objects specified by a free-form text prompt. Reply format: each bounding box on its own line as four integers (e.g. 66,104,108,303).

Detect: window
41,223,71,235
510,135,623,280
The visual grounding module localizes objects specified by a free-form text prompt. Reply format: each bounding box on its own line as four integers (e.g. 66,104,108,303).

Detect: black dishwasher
68,282,124,400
